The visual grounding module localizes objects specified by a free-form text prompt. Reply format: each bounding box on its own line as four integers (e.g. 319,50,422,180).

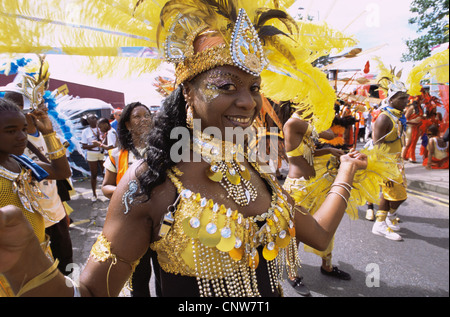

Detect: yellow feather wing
407,50,449,96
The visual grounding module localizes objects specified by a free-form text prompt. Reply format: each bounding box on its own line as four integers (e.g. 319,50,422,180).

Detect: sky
288,0,419,73
43,0,421,107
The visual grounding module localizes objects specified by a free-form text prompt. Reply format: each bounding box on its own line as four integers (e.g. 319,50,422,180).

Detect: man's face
390,92,410,111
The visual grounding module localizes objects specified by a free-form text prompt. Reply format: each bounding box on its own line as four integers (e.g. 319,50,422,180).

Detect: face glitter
198,69,249,104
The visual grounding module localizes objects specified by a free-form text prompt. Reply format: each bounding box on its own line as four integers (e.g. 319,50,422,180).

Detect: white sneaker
386,216,400,231
365,209,375,221
91,196,97,202
372,221,402,241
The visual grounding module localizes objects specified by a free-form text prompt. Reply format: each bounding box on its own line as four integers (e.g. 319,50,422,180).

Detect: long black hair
137,85,187,200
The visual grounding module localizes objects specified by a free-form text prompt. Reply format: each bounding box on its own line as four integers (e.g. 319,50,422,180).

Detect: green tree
402,0,449,62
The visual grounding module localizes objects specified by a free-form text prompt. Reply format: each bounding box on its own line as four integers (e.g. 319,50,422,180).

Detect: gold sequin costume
148,167,299,297
0,163,52,297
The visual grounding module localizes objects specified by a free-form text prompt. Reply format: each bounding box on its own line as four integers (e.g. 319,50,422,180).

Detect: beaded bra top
150,166,300,297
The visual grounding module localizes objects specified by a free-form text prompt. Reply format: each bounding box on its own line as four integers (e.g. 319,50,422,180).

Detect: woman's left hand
340,149,368,171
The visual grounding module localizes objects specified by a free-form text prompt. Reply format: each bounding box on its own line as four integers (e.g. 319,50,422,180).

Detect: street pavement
65,141,448,297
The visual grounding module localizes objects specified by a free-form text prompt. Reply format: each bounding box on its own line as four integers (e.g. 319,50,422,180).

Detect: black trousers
45,214,74,276
131,248,162,297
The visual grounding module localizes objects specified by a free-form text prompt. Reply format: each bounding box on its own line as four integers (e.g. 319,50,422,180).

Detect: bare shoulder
106,160,178,240
373,112,392,131
283,118,308,146
284,117,308,133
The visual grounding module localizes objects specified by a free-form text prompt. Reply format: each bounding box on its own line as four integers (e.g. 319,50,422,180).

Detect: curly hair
137,85,187,200
117,102,151,157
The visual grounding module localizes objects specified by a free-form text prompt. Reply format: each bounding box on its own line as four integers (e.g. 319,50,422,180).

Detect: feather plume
0,0,354,119
406,49,449,96
255,8,298,36
290,144,400,220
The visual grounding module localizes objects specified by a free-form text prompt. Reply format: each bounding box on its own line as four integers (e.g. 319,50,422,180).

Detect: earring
186,105,194,129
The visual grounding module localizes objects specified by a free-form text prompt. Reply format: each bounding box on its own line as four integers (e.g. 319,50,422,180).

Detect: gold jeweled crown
167,9,267,85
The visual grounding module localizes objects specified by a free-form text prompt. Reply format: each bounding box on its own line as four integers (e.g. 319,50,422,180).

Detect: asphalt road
66,178,449,298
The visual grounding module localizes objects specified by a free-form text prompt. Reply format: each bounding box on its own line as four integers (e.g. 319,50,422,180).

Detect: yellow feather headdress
373,56,407,102
0,0,355,131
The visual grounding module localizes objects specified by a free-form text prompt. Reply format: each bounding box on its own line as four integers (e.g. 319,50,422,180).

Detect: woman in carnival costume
101,101,159,297
0,58,71,295
0,0,369,297
283,104,349,296
423,124,449,170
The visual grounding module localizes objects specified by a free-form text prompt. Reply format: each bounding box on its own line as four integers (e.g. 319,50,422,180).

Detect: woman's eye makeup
200,69,262,103
199,71,234,102
206,71,241,88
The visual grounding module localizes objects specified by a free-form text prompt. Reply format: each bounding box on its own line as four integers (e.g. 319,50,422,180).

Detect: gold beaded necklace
192,131,258,207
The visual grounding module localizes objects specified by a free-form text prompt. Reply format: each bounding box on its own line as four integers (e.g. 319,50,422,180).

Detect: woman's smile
224,115,254,128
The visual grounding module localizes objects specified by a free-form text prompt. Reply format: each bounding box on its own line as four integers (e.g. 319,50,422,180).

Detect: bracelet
43,132,66,160
90,233,141,297
15,260,60,297
331,183,352,196
333,181,353,190
327,190,348,207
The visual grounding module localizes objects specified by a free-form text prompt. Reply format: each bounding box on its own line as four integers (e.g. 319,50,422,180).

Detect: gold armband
15,260,60,297
43,131,66,160
90,234,141,297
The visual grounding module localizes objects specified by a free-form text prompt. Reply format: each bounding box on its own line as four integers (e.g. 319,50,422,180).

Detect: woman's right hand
339,150,368,172
0,205,36,273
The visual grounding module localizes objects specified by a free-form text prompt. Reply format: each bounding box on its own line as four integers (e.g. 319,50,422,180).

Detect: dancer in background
80,113,104,202
371,85,409,241
102,102,160,297
283,108,349,296
423,124,449,169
